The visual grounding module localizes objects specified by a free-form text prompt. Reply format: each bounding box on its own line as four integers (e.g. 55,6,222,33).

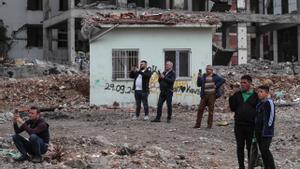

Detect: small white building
85,12,219,106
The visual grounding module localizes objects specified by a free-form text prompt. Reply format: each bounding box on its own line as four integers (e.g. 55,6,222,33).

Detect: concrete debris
82,11,220,29
0,74,89,111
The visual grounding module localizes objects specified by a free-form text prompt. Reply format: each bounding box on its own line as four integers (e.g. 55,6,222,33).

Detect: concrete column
222,23,230,49
118,0,127,8
273,31,278,63
298,0,300,14
237,0,246,11
259,0,264,14
68,18,76,64
173,0,185,9
43,0,50,20
145,0,149,8
69,0,75,9
298,25,300,62
187,0,193,11
237,23,248,64
246,0,251,13
166,0,171,9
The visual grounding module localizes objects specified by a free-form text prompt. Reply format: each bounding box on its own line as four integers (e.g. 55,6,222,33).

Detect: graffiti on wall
97,69,201,97
104,83,133,94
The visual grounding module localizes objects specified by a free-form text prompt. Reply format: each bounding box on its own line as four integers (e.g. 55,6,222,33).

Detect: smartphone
198,69,202,76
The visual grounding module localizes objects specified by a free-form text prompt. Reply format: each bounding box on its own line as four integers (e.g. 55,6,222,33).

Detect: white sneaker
132,115,138,120
144,116,149,121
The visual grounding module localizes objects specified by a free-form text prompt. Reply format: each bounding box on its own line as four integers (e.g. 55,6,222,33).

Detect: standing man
12,106,50,163
130,60,152,120
193,65,225,129
151,61,176,123
229,75,259,169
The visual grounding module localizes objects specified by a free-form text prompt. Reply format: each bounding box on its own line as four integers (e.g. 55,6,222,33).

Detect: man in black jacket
229,75,259,169
129,60,152,120
151,61,176,123
12,106,50,163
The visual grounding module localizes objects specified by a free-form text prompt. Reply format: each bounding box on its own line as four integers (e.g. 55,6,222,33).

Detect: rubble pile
82,11,220,28
214,62,300,106
0,74,89,110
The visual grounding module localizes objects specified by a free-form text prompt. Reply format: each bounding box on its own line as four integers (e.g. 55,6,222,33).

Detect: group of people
11,60,276,168
129,60,276,169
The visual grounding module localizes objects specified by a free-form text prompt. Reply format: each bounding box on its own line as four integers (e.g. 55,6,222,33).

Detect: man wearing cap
130,60,152,121
193,65,225,129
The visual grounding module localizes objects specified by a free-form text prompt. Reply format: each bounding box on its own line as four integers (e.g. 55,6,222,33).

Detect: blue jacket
255,99,275,137
197,73,225,98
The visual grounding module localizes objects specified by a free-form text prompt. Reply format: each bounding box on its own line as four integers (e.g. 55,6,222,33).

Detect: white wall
0,0,43,59
90,27,213,106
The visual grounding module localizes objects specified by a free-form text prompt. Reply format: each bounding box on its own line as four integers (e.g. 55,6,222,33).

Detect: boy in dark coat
255,85,276,169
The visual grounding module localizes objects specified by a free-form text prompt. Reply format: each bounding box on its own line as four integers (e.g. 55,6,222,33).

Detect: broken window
164,49,190,78
112,49,139,80
58,29,68,48
149,0,166,9
281,0,288,14
59,0,68,11
27,25,43,47
192,0,207,11
128,0,145,8
27,0,43,10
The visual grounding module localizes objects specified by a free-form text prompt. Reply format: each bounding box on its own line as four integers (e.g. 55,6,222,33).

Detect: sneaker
151,119,160,122
144,116,149,121
14,155,29,162
31,156,42,163
132,115,138,120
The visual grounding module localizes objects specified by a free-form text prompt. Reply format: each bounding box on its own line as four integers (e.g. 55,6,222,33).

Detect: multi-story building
0,0,43,61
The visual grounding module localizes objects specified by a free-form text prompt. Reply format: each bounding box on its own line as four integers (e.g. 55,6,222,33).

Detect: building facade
89,24,214,106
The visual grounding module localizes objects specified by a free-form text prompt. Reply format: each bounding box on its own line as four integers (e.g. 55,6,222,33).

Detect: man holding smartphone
193,65,225,129
12,106,50,163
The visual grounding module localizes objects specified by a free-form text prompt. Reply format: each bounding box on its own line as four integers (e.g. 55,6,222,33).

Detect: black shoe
167,119,171,123
31,156,43,163
14,155,29,162
193,125,200,128
151,119,160,122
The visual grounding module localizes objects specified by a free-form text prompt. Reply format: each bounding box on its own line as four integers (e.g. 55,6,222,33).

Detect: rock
64,159,88,168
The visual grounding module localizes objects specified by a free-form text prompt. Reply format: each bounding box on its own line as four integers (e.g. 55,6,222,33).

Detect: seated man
12,106,50,163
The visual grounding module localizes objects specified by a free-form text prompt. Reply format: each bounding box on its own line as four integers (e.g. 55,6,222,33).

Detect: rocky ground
0,62,299,169
0,105,299,169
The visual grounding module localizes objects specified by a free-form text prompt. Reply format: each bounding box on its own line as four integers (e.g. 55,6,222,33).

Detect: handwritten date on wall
104,83,133,94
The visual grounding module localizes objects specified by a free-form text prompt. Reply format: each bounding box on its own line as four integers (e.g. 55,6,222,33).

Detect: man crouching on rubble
12,106,50,163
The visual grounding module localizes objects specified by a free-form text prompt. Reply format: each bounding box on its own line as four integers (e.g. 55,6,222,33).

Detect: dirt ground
0,105,299,169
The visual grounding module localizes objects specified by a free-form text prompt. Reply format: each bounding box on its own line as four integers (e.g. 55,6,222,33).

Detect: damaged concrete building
1,0,300,65
0,0,43,61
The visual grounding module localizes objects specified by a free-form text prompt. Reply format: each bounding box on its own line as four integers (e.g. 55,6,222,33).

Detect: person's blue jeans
12,134,48,157
134,90,149,117
155,90,173,120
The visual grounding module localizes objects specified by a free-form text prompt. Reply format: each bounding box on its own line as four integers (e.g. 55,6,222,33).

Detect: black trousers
134,90,149,117
255,132,276,169
234,125,254,169
155,91,173,120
